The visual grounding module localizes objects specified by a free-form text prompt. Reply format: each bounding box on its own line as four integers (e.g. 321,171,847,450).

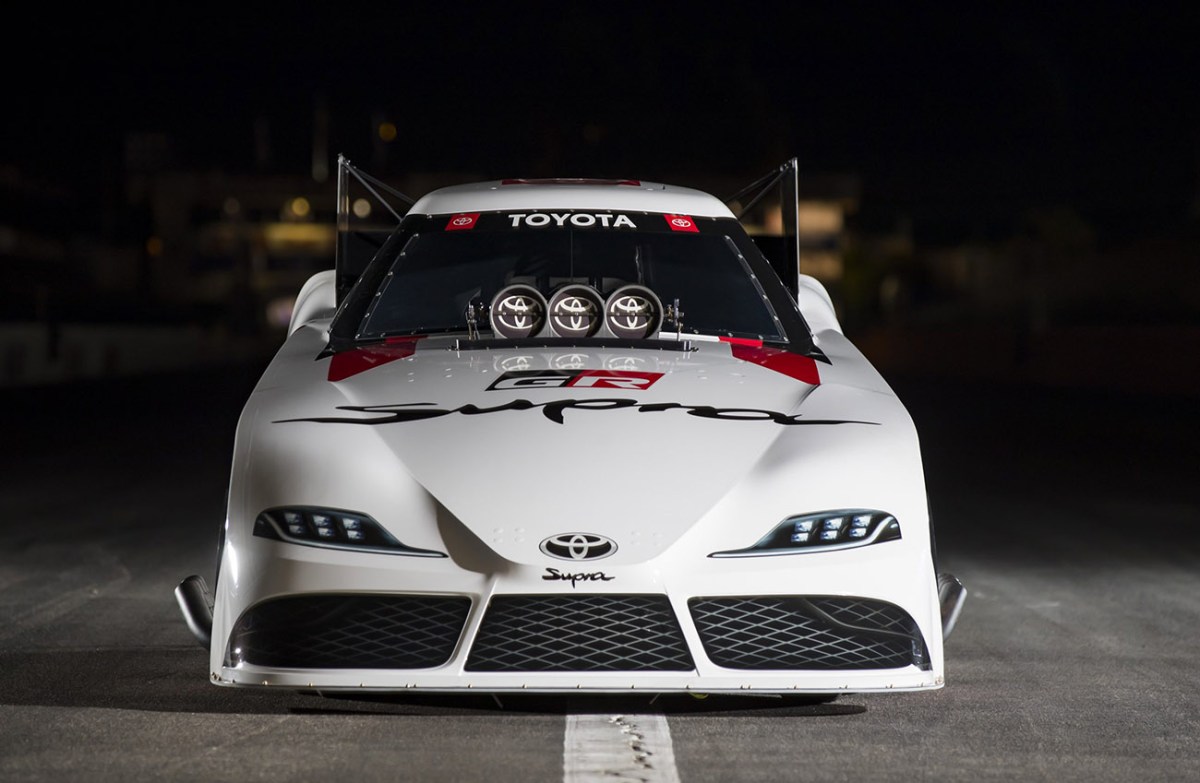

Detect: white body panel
409,180,737,219
206,180,944,694
796,273,843,335
287,269,337,335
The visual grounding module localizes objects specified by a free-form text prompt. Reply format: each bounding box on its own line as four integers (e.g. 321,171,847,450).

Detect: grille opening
689,595,930,671
466,594,694,672
227,594,471,669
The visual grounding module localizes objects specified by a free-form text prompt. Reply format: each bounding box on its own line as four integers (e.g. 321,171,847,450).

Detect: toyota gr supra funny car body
176,168,965,695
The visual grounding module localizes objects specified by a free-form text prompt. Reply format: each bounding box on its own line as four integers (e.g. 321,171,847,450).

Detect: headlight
709,510,900,558
253,507,446,557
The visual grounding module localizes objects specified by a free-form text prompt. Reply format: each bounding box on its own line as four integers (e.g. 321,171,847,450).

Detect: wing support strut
726,158,802,298
334,155,415,303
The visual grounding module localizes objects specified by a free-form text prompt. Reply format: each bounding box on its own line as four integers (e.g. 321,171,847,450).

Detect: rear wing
726,158,801,299
334,155,412,304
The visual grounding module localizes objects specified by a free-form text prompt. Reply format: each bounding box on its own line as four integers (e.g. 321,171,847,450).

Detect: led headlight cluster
253,507,446,557
709,510,901,558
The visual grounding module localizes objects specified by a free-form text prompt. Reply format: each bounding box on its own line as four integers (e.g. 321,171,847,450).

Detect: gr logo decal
486,369,663,391
540,533,617,561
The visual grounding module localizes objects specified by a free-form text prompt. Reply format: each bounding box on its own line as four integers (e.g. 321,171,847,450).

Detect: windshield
333,210,809,348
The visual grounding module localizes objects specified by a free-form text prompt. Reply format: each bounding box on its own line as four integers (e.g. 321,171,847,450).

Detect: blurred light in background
223,197,241,217
798,202,843,235
351,198,372,219
266,296,295,330
262,222,332,252
285,197,312,221
145,236,163,257
378,122,397,142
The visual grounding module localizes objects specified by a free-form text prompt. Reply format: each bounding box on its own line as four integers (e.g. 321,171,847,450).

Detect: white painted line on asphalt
564,713,680,783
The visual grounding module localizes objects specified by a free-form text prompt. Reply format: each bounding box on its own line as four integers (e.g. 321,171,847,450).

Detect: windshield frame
328,211,816,355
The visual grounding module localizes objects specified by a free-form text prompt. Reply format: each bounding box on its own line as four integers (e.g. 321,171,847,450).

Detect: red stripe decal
719,336,763,347
727,342,820,385
327,337,423,382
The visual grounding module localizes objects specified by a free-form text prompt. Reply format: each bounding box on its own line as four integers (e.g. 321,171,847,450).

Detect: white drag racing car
177,169,965,696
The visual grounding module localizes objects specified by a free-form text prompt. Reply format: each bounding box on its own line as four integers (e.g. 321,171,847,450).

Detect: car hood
267,337,885,564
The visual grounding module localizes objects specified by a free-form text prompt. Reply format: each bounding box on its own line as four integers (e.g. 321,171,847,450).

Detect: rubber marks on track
564,714,680,783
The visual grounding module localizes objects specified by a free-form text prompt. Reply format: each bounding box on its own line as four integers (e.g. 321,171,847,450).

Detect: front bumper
208,533,944,694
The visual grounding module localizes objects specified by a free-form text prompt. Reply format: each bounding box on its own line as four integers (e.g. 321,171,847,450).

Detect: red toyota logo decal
446,213,480,231
664,214,699,233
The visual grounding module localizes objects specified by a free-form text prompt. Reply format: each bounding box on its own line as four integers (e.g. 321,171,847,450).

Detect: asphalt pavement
1,362,1198,781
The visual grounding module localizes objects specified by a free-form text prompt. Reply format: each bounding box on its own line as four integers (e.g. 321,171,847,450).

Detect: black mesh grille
466,594,694,672
228,594,471,669
810,597,915,634
689,596,928,670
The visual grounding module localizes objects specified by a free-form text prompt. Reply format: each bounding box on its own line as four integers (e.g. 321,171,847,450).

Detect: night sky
6,3,1198,240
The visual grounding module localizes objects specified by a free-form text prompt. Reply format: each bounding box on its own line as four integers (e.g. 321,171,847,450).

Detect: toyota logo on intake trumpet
604,284,662,340
540,533,617,561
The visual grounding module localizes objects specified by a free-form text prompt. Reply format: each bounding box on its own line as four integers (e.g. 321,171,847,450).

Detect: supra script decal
543,567,616,588
276,398,878,427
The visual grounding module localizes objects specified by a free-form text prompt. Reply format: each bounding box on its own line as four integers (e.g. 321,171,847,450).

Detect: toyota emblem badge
540,533,617,561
